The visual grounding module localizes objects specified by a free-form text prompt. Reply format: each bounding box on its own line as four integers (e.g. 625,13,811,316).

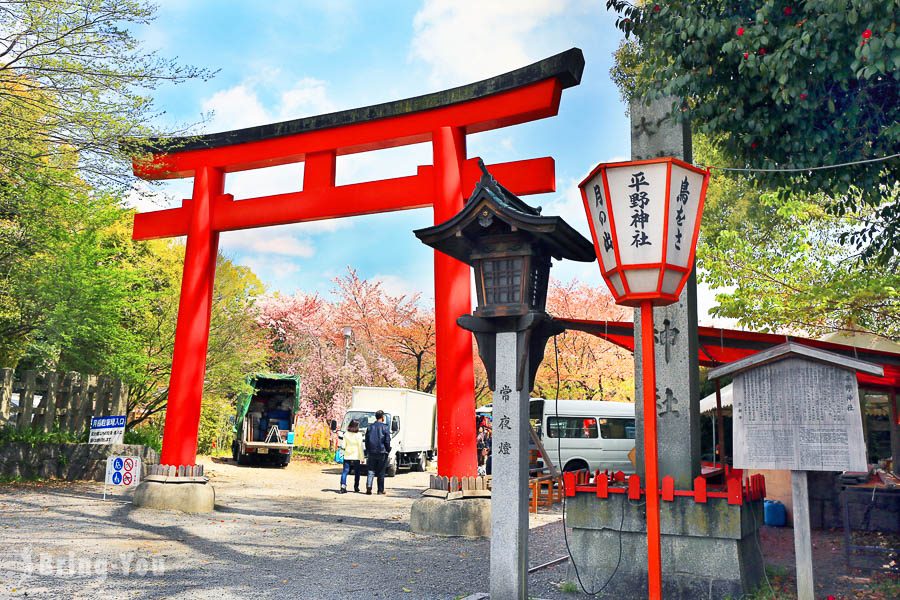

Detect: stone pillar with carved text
631,97,702,489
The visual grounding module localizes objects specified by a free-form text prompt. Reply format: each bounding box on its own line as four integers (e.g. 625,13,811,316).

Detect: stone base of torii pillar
132,464,215,513
410,495,491,538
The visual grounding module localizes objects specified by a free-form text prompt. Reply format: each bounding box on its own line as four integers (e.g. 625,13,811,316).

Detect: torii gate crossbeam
130,48,584,475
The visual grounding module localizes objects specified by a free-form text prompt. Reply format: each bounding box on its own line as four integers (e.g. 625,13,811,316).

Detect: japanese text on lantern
629,171,651,248
674,176,691,251
593,184,613,252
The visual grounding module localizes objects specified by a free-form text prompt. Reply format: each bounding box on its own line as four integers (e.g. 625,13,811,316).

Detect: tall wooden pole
640,301,663,599
791,470,815,600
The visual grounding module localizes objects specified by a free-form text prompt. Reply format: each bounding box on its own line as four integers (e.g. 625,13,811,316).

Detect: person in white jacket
339,419,364,493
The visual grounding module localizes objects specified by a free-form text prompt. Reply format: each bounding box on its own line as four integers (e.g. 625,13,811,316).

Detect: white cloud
224,163,303,200
201,77,335,133
373,273,432,300
123,185,173,213
201,84,270,130
336,142,432,186
245,235,314,258
410,0,571,87
541,177,592,238
696,278,740,329
278,78,335,119
238,255,301,287
222,226,315,258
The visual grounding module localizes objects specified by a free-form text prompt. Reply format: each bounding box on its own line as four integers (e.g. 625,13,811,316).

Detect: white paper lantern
579,158,710,307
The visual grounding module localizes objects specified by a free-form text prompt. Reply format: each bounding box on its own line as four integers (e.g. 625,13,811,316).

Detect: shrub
0,425,84,447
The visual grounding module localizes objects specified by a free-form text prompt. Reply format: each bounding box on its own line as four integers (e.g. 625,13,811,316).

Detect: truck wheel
237,450,250,466
412,452,427,472
386,459,397,477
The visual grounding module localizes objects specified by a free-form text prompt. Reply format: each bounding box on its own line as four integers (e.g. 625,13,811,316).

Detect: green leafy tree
196,394,234,455
17,207,153,376
607,0,899,264
0,158,151,371
0,0,212,187
125,246,269,429
607,1,900,341
695,136,900,340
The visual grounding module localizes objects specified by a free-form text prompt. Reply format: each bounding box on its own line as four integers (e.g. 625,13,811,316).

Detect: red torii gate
130,49,584,475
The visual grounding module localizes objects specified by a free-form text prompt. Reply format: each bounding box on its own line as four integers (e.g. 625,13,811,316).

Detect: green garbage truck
231,373,301,467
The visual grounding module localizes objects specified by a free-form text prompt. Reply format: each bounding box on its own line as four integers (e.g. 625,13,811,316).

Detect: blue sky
130,1,729,324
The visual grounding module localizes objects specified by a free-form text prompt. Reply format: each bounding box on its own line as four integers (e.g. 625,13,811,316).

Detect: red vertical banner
432,126,477,478
160,166,223,467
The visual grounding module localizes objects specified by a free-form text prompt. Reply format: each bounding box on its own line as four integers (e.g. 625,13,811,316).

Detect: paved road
0,457,573,599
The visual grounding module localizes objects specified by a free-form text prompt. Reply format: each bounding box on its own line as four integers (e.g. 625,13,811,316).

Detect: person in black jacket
364,410,391,495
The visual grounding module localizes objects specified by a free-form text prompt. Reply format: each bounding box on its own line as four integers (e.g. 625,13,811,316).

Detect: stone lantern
415,161,594,600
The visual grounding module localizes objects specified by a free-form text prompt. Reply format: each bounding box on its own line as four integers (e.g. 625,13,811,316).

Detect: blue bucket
764,500,787,527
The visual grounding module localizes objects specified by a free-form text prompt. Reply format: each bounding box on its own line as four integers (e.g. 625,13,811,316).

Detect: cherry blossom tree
534,279,634,402
255,292,355,426
254,269,438,426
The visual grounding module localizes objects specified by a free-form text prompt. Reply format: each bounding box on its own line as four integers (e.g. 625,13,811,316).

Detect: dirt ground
754,525,898,599
0,456,896,599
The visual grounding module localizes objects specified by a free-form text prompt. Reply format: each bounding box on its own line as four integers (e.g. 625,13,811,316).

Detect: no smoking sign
105,455,141,488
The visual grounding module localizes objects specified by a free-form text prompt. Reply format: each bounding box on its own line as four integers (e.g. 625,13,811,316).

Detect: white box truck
336,386,437,476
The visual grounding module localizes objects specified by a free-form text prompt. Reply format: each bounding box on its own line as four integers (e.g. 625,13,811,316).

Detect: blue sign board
89,415,127,445
91,416,126,429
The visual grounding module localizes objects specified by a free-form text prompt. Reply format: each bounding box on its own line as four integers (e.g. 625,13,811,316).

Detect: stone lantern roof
413,161,596,265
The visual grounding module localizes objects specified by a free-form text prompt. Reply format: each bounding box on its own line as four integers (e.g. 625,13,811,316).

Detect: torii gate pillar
162,166,222,467
432,127,477,476
129,49,585,481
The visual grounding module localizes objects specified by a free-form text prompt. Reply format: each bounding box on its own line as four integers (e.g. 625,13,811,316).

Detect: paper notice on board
731,358,867,472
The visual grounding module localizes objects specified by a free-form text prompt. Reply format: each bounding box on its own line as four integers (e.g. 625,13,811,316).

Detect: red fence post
693,475,707,503
596,473,609,498
661,476,675,502
727,475,743,505
432,126,477,478
628,474,642,500
159,166,223,467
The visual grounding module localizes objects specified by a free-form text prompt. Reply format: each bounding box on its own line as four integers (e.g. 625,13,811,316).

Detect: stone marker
563,96,765,599
631,96,701,489
490,332,530,600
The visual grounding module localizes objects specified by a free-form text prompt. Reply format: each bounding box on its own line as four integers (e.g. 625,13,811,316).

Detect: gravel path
4,458,891,599
0,457,573,600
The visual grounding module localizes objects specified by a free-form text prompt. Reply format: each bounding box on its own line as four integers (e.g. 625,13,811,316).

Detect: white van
529,399,636,473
